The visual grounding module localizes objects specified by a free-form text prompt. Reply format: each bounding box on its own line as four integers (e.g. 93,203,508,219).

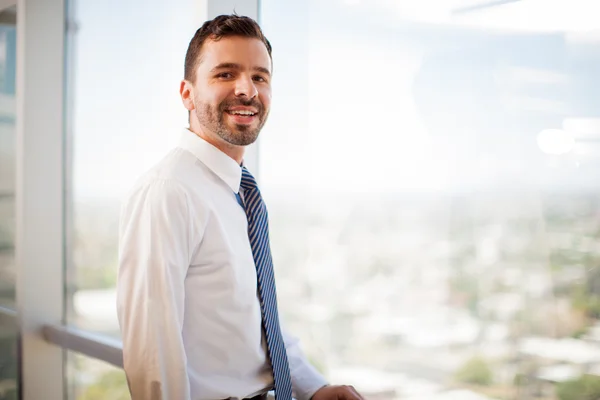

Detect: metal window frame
15,0,66,398
6,1,260,399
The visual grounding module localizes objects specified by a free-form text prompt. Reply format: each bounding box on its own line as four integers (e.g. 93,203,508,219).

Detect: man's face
190,36,272,146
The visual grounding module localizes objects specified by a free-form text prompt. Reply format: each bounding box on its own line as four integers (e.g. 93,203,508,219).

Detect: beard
194,96,268,146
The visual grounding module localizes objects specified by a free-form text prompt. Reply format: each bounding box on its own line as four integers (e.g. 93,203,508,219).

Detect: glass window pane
0,315,18,400
67,351,129,400
0,8,19,400
65,0,203,333
0,6,16,309
66,0,205,397
260,1,600,399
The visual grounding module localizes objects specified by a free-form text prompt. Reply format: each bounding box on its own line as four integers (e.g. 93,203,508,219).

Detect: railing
0,305,123,368
0,306,279,399
42,324,123,368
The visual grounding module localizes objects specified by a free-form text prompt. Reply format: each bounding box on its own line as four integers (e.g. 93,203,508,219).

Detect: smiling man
116,14,363,400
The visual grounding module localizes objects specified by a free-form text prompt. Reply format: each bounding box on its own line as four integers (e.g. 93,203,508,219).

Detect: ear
180,80,195,111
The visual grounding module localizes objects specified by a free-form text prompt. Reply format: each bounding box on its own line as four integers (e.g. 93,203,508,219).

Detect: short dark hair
184,14,272,83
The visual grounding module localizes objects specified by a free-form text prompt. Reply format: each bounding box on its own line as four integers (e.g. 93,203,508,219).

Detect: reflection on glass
67,352,129,400
0,6,16,309
0,6,18,399
260,1,600,398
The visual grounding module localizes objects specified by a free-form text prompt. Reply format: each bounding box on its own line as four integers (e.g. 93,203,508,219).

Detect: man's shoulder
150,146,200,179
124,147,211,205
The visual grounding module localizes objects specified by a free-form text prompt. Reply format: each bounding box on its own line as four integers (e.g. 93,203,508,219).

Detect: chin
222,132,259,147
234,127,260,139
238,136,259,146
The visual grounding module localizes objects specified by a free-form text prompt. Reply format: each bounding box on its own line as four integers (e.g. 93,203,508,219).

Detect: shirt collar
178,128,242,193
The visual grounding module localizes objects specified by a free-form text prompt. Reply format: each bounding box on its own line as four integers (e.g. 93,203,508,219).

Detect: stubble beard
195,98,268,146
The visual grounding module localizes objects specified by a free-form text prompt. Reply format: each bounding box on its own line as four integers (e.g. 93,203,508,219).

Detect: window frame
1,1,261,399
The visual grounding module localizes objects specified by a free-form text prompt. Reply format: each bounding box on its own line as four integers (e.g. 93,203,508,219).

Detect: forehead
198,36,271,73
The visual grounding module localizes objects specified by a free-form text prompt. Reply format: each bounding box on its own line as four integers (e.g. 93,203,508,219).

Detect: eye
253,75,267,83
217,72,233,79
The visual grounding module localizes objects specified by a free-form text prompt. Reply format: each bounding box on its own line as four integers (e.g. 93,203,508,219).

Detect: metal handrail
42,324,123,368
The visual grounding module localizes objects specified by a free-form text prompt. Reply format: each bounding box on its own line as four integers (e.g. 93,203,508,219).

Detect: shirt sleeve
283,329,329,400
117,178,198,400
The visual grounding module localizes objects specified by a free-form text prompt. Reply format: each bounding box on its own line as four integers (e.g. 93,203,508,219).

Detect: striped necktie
239,166,293,400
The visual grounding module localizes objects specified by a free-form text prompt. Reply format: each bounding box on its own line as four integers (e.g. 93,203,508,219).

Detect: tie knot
240,166,259,192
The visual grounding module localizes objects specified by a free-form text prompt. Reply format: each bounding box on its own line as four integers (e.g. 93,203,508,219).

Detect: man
117,14,363,400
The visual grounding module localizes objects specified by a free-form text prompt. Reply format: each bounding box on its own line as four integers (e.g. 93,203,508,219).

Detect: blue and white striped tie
239,166,293,400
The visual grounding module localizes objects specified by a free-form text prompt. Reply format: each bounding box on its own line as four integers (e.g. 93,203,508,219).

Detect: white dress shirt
117,128,328,400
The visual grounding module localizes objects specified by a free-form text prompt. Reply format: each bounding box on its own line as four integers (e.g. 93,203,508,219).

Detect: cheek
197,84,230,106
259,89,272,110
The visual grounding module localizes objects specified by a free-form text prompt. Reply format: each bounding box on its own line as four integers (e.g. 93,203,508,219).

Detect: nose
234,74,258,99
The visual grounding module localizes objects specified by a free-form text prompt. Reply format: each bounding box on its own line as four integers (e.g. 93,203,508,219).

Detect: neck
189,121,245,165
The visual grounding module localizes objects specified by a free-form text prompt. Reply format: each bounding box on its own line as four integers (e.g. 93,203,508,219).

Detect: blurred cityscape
68,188,600,400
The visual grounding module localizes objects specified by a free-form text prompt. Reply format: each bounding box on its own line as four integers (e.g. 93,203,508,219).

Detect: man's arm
283,329,364,400
282,329,329,400
117,179,197,400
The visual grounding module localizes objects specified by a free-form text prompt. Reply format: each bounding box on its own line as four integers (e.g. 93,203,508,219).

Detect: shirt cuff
292,363,329,400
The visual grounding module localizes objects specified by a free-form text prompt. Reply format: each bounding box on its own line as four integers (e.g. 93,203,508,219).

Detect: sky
70,0,600,200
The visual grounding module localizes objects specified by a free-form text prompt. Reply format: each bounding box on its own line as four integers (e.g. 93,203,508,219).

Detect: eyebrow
210,62,271,76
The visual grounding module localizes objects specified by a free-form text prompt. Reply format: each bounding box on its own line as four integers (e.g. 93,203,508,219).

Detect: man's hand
311,385,364,400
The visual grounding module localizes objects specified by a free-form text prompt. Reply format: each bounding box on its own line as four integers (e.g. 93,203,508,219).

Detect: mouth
224,109,259,125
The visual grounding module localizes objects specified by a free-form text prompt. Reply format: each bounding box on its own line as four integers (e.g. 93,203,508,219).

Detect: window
0,315,18,400
260,0,600,398
66,0,204,394
67,352,129,400
0,7,16,309
0,7,18,400
66,0,203,332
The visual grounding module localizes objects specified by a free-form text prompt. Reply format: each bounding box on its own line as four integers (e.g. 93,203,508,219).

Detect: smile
225,108,258,117
225,110,259,125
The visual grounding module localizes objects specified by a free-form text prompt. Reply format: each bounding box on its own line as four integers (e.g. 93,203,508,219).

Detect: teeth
229,110,255,116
